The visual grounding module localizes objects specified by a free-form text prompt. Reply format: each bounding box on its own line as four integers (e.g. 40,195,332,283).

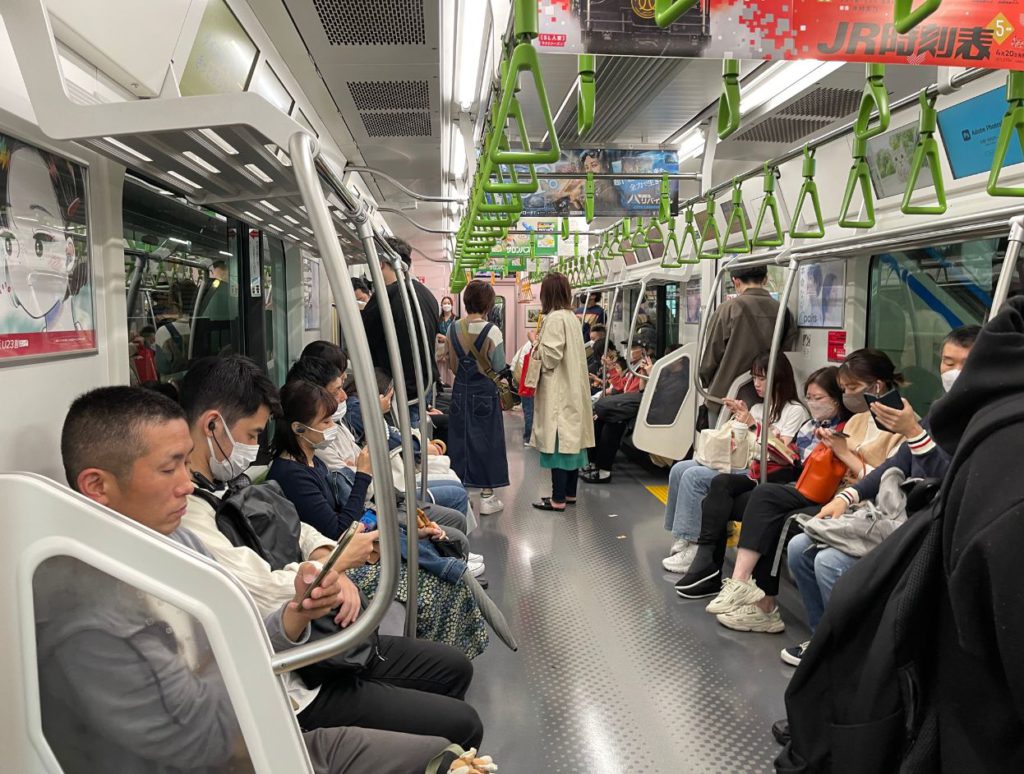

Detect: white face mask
332,401,348,422
442,303,453,313
806,397,839,424
207,415,259,481
302,423,338,451
357,299,368,310
941,368,961,393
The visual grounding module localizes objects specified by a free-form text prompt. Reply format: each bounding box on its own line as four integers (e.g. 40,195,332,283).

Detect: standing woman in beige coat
531,273,596,511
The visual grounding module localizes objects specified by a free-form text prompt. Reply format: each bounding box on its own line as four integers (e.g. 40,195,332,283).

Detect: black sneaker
674,569,721,599
780,641,809,667
771,719,790,746
674,564,720,592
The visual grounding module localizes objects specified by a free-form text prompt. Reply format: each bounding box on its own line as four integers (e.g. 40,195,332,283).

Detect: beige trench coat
532,309,596,455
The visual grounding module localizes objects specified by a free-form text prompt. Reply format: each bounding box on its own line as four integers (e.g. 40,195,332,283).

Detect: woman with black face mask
696,350,909,636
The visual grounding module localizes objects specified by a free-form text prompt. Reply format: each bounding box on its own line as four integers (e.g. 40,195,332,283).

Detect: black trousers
587,416,628,471
551,468,579,502
735,482,818,596
297,635,483,749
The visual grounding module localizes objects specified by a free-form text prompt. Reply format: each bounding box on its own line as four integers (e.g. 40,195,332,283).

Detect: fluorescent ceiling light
287,233,300,240
676,126,706,161
219,251,233,257
242,210,264,222
267,223,283,232
167,170,201,189
741,60,844,116
182,151,220,174
301,226,314,235
455,0,489,110
283,215,300,225
259,200,280,212
245,163,274,184
198,128,238,155
168,237,190,245
450,132,468,180
103,136,152,163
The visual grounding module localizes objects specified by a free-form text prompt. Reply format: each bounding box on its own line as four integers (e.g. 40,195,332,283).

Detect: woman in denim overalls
447,280,509,514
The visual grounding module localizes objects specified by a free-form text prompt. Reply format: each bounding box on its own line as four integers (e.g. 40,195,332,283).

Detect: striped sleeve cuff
907,430,937,456
837,488,860,506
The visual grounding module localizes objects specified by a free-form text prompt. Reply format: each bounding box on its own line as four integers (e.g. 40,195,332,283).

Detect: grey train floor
464,412,810,773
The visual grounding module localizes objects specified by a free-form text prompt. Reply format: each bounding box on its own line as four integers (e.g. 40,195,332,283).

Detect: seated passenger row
42,348,507,773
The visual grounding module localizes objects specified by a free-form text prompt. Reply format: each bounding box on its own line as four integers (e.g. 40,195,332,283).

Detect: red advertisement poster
538,0,1024,70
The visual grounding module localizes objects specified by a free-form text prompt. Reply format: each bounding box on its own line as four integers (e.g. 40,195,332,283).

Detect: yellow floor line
646,484,669,505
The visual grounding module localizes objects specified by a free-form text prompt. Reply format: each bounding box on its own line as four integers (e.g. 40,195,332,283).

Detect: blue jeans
663,460,722,541
787,532,860,633
426,480,469,518
521,395,535,442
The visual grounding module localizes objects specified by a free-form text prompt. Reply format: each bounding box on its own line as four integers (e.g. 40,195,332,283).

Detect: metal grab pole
358,226,420,640
276,132,400,674
397,263,435,503
760,255,799,483
989,214,1024,320
599,284,621,390
624,277,651,379
693,261,734,402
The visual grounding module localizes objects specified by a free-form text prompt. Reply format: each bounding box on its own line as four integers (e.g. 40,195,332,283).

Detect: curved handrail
280,132,400,673
901,90,947,215
693,260,736,401
987,72,1024,198
398,265,435,502
838,137,876,229
623,271,681,378
988,214,1024,320
654,0,699,26
346,165,467,203
760,256,799,483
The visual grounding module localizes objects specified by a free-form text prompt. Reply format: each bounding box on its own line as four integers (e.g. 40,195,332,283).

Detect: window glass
123,176,241,384
33,555,253,772
867,236,1011,415
264,235,289,385
663,283,680,350
646,355,691,426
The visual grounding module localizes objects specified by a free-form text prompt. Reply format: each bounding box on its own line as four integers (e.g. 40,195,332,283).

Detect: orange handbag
795,443,849,504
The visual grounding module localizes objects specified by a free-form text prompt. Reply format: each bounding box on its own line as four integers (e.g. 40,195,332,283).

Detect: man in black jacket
361,238,440,426
923,296,1024,771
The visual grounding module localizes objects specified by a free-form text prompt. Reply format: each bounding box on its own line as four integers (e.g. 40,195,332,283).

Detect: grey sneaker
478,495,504,515
662,542,698,573
716,604,785,634
669,538,690,555
705,577,765,615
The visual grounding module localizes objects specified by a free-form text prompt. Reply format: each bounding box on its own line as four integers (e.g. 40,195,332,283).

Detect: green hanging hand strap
753,164,785,247
894,0,942,34
646,217,665,247
608,228,623,258
724,178,752,254
621,217,632,241
561,217,570,239
529,231,537,260
789,146,825,239
681,207,701,262
658,172,672,223
839,137,876,229
855,64,891,141
632,216,649,249
698,196,724,259
585,171,595,223
654,0,698,27
578,54,596,136
718,59,742,141
483,108,539,194
573,233,580,257
902,90,947,215
660,217,683,268
987,71,1024,198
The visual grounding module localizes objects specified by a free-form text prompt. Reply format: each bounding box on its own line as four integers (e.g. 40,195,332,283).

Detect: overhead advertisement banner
538,0,1023,70
521,149,679,218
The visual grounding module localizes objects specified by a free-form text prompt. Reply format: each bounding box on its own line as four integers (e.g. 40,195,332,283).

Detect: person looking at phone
52,385,477,774
777,327,979,665
702,349,908,636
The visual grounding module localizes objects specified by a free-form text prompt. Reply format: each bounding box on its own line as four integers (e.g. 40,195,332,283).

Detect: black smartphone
864,389,903,432
830,429,850,439
300,522,360,603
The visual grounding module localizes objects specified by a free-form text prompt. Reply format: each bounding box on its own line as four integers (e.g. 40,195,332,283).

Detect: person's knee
787,533,811,572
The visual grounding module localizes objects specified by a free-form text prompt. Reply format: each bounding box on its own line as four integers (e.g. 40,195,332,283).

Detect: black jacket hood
930,296,1024,455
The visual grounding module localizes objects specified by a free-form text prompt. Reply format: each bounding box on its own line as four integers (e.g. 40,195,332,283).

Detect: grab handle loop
585,172,595,223
987,71,1024,198
724,178,752,254
753,164,785,247
854,64,891,141
658,173,672,223
632,216,649,249
902,91,947,215
654,0,699,27
789,146,825,239
718,59,742,141
577,54,596,136
561,217,570,240
894,0,942,34
698,196,724,259
660,217,684,268
839,137,876,229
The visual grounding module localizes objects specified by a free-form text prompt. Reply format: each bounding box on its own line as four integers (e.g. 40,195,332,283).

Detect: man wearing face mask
353,277,372,310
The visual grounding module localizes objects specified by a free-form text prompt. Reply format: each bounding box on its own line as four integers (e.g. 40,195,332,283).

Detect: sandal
532,497,566,511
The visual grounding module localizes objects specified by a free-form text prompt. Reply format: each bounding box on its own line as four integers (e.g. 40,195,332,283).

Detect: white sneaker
478,495,504,515
468,552,484,564
662,542,698,573
669,538,691,556
716,604,785,634
468,558,486,577
705,577,765,615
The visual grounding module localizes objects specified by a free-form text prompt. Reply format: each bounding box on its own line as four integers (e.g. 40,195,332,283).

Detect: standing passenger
447,280,509,515
700,266,797,425
437,295,458,386
531,273,596,512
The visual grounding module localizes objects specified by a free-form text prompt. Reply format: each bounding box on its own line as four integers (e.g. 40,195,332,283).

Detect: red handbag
518,347,536,397
795,443,849,504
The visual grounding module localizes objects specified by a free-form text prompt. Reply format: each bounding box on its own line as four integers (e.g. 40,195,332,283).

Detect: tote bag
795,443,849,504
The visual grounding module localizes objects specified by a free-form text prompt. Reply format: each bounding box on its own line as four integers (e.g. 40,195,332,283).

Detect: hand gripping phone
300,521,360,603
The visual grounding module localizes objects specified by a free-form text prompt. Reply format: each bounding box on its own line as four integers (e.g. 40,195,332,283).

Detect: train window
33,555,254,772
663,283,680,350
867,236,1010,414
646,354,691,426
264,235,290,385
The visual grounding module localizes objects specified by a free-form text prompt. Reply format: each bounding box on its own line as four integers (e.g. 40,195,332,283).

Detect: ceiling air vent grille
360,112,432,138
733,117,834,145
312,0,426,46
779,87,862,120
348,80,430,111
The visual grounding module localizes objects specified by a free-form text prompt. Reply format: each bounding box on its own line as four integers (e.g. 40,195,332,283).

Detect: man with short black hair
51,385,460,774
700,265,797,422
352,277,372,308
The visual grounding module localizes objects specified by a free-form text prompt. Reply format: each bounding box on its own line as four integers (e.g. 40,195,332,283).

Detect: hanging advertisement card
301,252,320,331
798,260,846,329
865,123,933,199
0,133,95,362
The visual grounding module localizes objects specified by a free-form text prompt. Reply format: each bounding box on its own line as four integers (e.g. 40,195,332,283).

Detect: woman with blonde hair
531,273,596,511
